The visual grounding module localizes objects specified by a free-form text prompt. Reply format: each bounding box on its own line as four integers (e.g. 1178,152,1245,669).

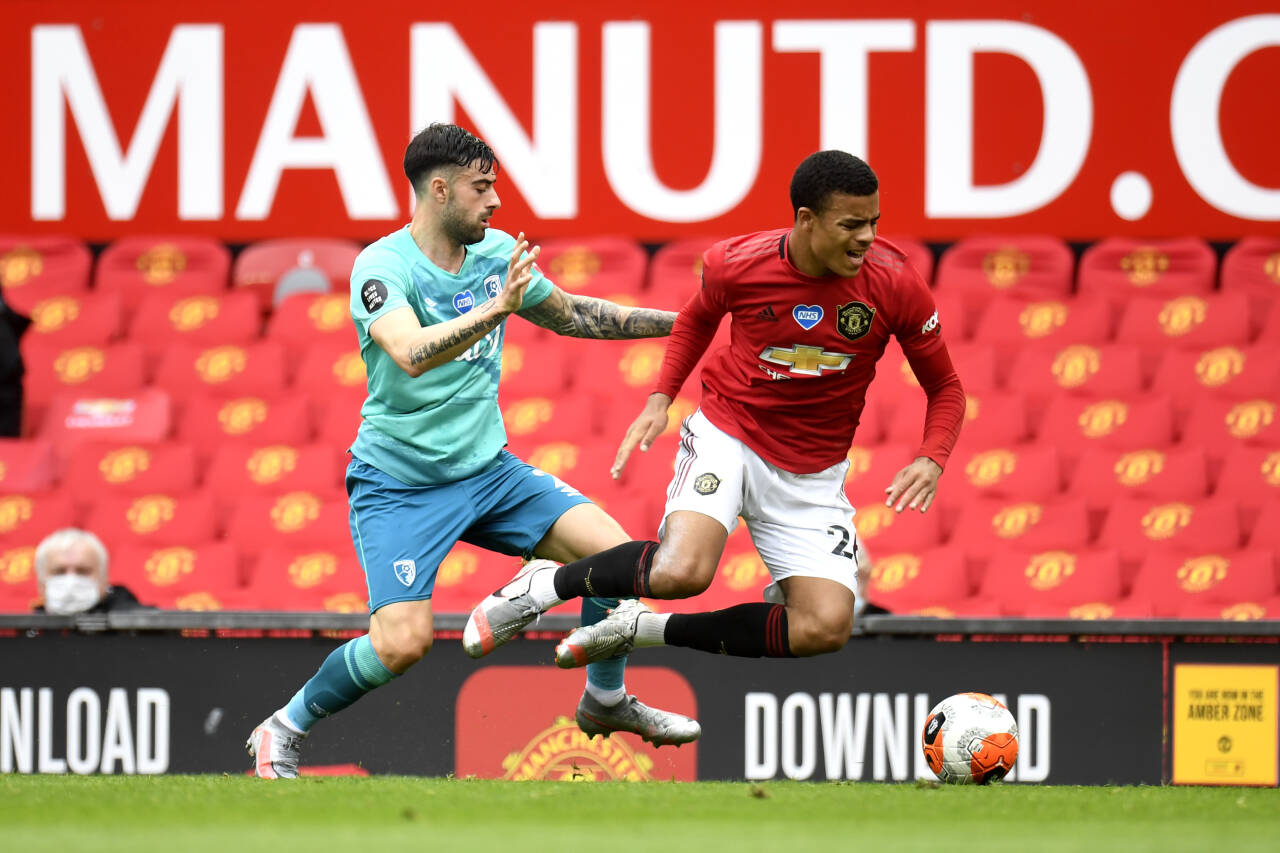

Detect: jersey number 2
826,524,857,560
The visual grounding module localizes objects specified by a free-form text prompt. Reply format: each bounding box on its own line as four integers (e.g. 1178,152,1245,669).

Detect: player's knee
373,624,434,672
789,613,853,656
649,548,716,598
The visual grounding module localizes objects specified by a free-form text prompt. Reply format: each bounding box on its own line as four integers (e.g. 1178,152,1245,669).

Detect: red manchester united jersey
655,229,964,473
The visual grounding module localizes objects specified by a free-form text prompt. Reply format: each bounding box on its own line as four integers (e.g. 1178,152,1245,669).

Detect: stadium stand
0,439,57,493
128,291,261,358
1220,235,1280,322
537,236,648,303
862,547,973,617
0,235,93,317
265,292,356,358
1077,237,1217,307
231,238,363,310
20,291,123,349
934,234,1074,307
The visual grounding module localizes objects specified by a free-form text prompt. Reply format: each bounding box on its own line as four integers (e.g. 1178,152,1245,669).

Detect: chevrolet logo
759,345,853,376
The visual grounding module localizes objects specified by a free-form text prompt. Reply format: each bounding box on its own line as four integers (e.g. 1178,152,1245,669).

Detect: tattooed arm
516,286,675,339
367,305,505,378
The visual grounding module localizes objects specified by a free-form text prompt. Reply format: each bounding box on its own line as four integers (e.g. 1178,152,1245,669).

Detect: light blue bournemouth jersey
348,225,553,485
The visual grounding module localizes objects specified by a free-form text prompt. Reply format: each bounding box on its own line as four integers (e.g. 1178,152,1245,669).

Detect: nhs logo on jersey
453,290,476,313
483,274,502,300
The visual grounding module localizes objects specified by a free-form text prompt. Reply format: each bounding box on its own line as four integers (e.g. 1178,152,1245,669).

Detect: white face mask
44,574,103,615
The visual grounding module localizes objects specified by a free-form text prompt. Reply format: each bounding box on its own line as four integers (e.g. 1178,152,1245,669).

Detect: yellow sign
1173,664,1277,786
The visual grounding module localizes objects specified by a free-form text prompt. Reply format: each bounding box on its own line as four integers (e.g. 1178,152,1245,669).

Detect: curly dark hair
789,150,878,217
403,123,499,193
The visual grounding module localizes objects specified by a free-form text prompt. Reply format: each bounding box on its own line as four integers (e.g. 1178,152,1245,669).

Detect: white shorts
661,410,860,604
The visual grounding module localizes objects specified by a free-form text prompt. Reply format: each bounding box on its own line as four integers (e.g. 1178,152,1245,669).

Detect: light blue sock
282,634,397,733
583,596,626,703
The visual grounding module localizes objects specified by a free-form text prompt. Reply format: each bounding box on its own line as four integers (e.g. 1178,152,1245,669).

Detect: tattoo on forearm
522,292,675,339
408,312,505,367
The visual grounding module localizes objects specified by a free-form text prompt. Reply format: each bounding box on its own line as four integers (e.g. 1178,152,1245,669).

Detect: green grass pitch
3,775,1279,853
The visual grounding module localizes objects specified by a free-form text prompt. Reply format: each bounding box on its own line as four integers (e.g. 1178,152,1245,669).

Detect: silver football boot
576,691,701,746
463,559,558,658
246,714,306,779
555,598,649,668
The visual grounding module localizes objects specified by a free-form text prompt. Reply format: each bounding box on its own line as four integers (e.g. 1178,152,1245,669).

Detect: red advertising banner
1,1,1277,242
455,666,699,781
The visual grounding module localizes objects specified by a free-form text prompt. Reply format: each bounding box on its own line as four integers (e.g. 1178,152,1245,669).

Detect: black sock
553,540,658,600
664,603,793,658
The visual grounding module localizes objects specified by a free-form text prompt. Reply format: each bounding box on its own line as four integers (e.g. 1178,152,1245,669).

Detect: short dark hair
403,123,499,194
790,150,878,216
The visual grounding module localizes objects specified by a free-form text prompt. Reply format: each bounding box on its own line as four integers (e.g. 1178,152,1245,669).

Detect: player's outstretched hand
497,233,540,315
611,393,672,479
884,456,943,514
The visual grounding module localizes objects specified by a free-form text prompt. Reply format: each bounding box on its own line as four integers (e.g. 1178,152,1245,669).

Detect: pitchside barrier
0,613,1277,786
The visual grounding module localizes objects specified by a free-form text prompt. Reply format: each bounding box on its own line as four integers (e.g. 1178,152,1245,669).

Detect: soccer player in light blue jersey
246,124,699,778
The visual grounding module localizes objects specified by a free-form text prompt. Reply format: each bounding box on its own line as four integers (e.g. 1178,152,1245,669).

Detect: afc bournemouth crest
693,473,721,495
836,301,875,341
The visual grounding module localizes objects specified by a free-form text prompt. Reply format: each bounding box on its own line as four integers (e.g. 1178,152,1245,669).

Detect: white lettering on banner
31,24,223,221
1172,15,1280,221
925,21,1092,218
772,20,916,158
0,687,170,774
745,691,1051,781
411,23,578,219
237,24,396,221
602,21,762,222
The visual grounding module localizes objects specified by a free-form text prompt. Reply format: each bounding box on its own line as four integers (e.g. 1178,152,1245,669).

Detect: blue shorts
346,451,590,611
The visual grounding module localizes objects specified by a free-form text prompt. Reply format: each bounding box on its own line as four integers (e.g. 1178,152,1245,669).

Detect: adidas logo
756,305,778,321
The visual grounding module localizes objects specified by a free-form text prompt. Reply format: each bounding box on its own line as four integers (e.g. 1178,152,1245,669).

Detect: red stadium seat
1005,345,1144,412
313,389,366,452
0,440,57,493
883,390,1027,450
1126,549,1277,618
1220,236,1280,322
1078,237,1216,304
1069,446,1209,511
646,237,721,311
178,394,315,461
843,443,916,507
882,235,935,285
127,291,261,358
978,549,1124,618
970,295,1113,353
21,341,147,411
0,492,77,548
934,234,1074,307
1035,394,1175,464
224,492,351,552
1115,293,1251,376
265,293,355,358
85,491,218,549
0,235,92,316
537,236,648,302
21,291,123,348
152,342,288,406
37,389,172,448
204,444,346,503
1179,397,1280,465
863,547,974,616
1150,345,1280,425
231,238,362,311
1214,446,1280,514
61,442,199,501
1097,498,1243,578
94,236,230,312
499,334,573,397
244,543,366,611
570,337,672,401
852,502,944,553
0,543,40,612
948,498,1091,564
1248,499,1280,551
501,393,602,451
292,342,366,398
874,342,998,411
109,541,242,603
946,444,1064,504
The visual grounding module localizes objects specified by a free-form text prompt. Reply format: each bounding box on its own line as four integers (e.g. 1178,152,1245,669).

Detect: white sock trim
274,709,306,735
585,683,627,707
528,564,565,610
635,612,670,648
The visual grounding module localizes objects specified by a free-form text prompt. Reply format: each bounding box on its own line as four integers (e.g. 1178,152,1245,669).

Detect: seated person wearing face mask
34,528,152,615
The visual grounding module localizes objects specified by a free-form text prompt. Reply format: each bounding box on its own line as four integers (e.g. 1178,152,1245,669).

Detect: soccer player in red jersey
466,150,965,665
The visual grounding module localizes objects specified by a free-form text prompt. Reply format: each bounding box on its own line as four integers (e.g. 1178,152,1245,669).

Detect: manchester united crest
693,473,721,495
836,301,875,341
